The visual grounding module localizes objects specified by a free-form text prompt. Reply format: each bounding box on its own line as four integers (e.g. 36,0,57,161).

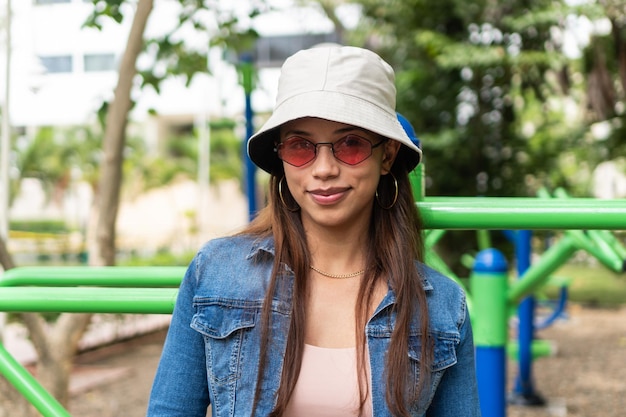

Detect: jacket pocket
191,298,259,386
408,331,459,371
407,331,459,408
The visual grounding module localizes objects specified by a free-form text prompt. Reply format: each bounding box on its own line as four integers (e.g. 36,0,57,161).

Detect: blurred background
1,0,625,277
0,2,625,416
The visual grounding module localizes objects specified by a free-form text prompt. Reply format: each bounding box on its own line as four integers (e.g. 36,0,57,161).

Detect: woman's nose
311,144,339,177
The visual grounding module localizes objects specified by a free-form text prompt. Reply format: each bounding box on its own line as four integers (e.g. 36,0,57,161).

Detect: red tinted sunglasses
276,134,386,167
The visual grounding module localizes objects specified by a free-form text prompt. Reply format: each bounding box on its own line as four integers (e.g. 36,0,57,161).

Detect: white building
1,0,345,251
5,0,252,145
4,0,343,133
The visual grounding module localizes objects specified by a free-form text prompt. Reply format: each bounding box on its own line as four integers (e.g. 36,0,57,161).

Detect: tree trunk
587,40,617,120
21,312,92,407
0,0,155,413
0,237,15,269
93,0,154,266
611,18,626,100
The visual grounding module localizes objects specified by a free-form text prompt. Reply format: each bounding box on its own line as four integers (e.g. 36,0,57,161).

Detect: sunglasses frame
275,134,387,167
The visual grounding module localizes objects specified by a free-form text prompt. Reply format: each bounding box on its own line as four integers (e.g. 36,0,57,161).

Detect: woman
147,46,480,417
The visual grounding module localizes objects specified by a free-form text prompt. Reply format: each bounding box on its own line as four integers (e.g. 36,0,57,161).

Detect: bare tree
92,0,154,266
0,1,154,414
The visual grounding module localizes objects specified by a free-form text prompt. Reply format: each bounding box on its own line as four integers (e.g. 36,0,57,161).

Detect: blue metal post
510,230,545,405
471,248,509,417
239,52,257,221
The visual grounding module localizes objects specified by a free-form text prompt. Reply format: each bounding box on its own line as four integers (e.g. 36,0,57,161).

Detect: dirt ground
65,303,626,417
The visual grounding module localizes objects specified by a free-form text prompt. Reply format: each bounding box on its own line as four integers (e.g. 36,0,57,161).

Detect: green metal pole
424,229,446,248
476,229,492,251
0,343,71,417
508,234,578,304
552,187,626,268
565,229,624,273
0,266,186,287
409,163,425,202
471,250,509,346
418,198,626,230
594,229,626,260
0,287,178,314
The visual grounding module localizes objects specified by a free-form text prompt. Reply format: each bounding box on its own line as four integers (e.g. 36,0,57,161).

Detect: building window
39,55,73,74
84,53,116,72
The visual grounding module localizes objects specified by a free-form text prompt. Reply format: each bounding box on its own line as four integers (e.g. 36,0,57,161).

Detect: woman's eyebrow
282,126,369,138
282,128,311,137
334,126,371,136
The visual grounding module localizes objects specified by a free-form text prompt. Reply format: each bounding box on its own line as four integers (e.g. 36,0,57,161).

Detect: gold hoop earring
376,172,399,210
279,176,300,212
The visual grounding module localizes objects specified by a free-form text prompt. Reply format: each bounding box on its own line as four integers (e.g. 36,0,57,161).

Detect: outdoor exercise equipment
0,267,183,417
416,175,626,414
509,188,626,406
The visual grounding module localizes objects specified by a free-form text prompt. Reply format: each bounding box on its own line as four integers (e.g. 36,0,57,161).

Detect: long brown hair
244,159,433,416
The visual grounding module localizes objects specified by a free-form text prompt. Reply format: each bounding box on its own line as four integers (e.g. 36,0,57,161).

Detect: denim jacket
147,235,481,417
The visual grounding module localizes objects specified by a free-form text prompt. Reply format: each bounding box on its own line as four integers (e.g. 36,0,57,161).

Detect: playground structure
420,186,626,411
0,163,624,417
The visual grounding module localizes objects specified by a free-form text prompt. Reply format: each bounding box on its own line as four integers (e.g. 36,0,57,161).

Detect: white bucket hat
247,45,422,174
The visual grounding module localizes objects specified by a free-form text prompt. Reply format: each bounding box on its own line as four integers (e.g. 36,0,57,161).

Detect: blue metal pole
471,248,509,417
239,52,257,221
510,230,545,405
244,91,256,220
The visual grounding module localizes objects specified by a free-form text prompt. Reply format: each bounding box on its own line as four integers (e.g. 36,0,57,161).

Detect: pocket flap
191,299,257,339
408,333,458,372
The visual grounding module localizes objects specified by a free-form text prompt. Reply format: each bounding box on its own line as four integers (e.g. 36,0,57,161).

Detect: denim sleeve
426,305,481,417
146,256,210,417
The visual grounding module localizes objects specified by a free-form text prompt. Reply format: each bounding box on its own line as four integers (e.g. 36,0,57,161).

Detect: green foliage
83,0,125,29
126,118,243,191
347,0,626,270
13,125,105,201
209,120,244,182
84,0,267,94
356,0,586,198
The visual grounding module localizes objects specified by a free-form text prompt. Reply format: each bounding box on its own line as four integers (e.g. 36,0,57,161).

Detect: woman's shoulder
416,261,469,329
187,234,276,298
416,262,465,297
195,233,275,260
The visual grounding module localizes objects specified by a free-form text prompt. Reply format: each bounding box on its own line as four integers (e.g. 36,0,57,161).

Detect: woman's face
279,117,400,232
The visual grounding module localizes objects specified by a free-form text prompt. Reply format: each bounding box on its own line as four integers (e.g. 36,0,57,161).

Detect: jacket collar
245,234,434,293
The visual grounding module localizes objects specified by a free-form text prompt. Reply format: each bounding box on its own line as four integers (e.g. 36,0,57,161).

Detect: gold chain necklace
310,265,365,279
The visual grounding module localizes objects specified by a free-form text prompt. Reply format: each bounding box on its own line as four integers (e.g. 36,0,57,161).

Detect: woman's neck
306,225,368,274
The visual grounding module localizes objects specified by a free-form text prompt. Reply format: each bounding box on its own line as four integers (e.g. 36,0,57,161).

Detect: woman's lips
309,188,349,205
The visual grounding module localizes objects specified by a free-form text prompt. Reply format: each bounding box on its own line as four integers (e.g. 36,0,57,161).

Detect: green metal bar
594,229,626,260
409,164,425,201
418,198,626,230
0,287,178,314
508,235,578,304
0,342,71,417
565,229,624,273
535,187,553,199
476,230,492,251
471,256,509,346
507,339,553,360
552,187,626,267
424,229,446,248
0,266,186,287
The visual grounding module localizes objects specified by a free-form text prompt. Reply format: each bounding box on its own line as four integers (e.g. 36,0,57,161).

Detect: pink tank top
283,344,373,417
